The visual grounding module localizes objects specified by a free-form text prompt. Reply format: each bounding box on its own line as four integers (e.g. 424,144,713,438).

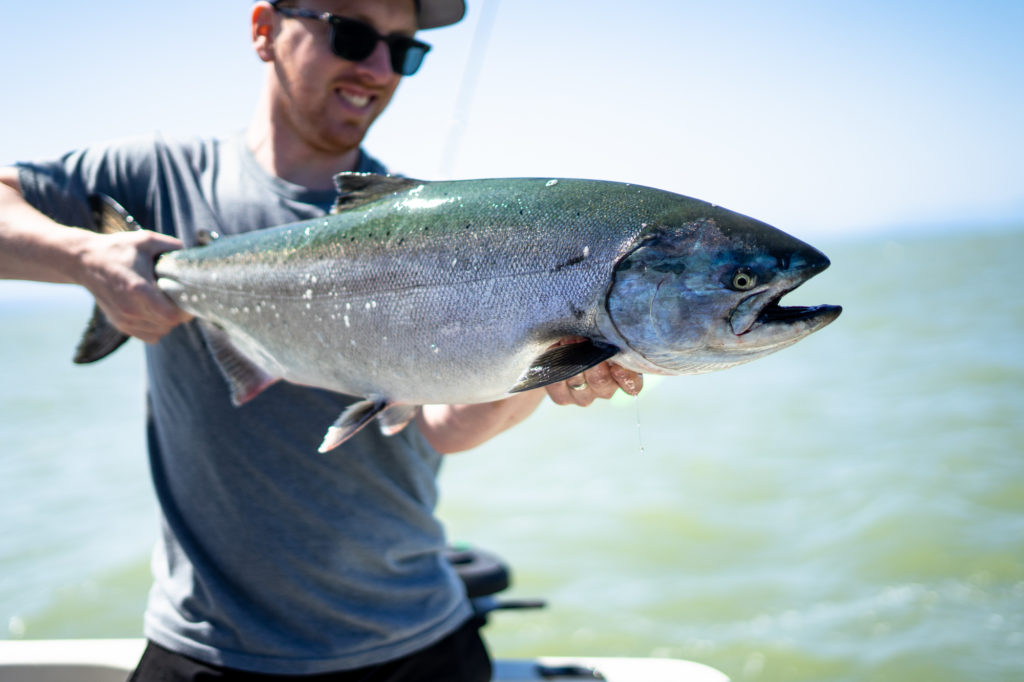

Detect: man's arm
418,353,644,454
0,166,191,343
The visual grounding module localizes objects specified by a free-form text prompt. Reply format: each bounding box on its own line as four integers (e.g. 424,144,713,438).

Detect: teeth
339,90,370,108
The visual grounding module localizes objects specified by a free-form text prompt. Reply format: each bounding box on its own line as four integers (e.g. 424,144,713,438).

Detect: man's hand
1,170,191,344
544,360,643,407
76,229,193,344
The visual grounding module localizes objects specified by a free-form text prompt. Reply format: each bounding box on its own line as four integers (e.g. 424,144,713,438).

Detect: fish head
602,208,841,375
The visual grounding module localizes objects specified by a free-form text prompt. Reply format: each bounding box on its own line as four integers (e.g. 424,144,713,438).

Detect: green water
2,227,1022,681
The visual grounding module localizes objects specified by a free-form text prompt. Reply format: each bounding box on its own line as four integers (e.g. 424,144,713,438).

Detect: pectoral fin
510,340,618,393
319,399,390,453
198,322,278,405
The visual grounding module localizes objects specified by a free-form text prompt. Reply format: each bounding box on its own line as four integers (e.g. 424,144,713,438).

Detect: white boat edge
0,639,730,681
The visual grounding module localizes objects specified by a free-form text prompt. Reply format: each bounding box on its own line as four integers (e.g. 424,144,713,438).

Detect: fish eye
731,268,757,291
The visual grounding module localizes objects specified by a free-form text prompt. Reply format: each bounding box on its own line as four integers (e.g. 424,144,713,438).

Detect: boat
0,549,729,681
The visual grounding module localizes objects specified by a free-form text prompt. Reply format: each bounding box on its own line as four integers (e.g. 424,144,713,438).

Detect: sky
2,0,1022,236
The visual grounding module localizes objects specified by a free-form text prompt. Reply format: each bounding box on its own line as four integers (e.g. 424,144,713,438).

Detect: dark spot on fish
552,253,587,273
571,305,586,320
649,261,687,275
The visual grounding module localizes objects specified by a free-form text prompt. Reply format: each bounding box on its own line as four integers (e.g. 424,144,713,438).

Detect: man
0,1,642,679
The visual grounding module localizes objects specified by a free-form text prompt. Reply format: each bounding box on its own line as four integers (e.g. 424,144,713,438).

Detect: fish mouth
731,288,842,339
753,299,842,333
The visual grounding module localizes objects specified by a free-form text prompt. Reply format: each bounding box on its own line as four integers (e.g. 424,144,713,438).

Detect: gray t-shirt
17,134,472,674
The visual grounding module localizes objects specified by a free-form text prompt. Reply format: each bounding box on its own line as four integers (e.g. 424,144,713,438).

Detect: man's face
268,0,418,155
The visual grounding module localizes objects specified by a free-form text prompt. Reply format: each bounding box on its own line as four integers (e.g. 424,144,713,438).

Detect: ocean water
1,226,1022,681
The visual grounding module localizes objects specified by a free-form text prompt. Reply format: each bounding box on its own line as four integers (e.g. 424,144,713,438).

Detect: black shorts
127,618,492,682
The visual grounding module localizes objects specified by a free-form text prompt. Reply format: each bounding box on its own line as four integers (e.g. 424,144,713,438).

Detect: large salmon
78,174,841,451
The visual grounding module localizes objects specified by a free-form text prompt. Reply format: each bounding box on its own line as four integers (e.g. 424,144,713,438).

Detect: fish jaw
727,246,841,350
602,217,841,375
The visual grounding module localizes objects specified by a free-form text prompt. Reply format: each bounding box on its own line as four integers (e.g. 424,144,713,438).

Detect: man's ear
252,2,277,62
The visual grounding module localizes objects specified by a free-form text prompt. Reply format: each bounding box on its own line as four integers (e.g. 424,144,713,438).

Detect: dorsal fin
331,173,423,213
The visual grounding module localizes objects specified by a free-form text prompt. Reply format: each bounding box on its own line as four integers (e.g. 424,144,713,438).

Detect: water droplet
8,615,26,637
634,394,645,456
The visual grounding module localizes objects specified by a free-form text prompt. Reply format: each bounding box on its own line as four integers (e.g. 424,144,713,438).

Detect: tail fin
88,193,140,235
72,194,139,364
73,307,129,364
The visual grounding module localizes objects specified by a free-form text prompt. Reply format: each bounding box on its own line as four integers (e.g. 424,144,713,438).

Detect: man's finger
581,362,618,400
609,364,643,396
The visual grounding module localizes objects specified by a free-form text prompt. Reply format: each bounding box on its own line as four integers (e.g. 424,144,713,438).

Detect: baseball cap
416,0,466,29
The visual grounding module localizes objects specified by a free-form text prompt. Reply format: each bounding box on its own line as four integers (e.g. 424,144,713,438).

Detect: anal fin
510,340,618,393
198,322,277,405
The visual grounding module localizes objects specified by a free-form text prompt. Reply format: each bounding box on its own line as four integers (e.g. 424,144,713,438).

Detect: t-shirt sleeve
16,136,159,230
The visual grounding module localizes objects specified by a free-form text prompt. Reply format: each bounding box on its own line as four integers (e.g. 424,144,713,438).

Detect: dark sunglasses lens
328,17,430,75
391,40,429,76
330,18,379,61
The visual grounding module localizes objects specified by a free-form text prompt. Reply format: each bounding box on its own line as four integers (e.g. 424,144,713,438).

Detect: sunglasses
271,4,431,76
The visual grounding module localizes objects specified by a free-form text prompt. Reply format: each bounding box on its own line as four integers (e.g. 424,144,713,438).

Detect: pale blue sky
2,0,1021,235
